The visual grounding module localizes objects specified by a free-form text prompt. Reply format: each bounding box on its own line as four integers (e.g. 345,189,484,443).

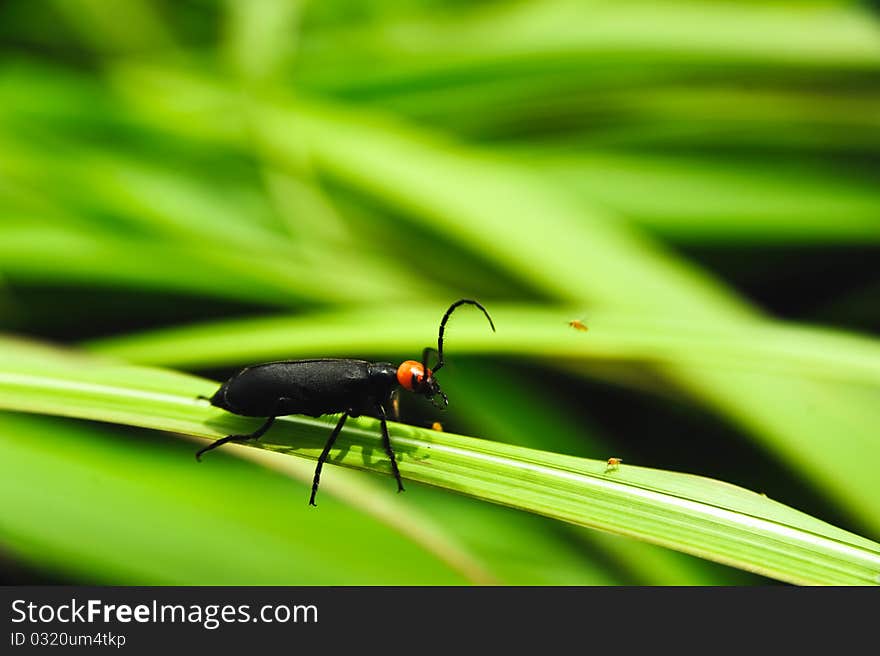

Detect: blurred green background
1,0,879,585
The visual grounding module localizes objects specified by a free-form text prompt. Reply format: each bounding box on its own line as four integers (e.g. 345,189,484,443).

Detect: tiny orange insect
605,457,622,472
431,421,444,432
568,319,588,332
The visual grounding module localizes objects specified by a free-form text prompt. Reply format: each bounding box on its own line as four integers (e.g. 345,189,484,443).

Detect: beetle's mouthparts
431,390,449,410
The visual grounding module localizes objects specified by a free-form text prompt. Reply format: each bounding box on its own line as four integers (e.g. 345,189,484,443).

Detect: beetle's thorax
368,362,400,394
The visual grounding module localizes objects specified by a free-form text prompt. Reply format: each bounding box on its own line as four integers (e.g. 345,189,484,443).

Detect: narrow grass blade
1,336,878,585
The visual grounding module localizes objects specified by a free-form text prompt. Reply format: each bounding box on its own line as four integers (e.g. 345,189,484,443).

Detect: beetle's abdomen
211,359,390,417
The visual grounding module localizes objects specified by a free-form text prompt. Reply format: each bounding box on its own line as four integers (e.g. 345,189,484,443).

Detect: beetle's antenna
432,299,495,374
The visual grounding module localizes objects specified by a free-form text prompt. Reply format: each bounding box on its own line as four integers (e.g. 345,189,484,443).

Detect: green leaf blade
2,336,878,586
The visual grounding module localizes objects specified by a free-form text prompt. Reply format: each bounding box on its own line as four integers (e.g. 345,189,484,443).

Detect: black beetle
197,299,495,505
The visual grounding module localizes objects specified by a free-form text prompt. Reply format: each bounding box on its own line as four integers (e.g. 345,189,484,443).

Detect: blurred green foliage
0,0,879,584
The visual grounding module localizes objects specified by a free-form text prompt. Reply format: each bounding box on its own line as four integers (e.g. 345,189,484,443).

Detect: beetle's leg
195,415,276,461
310,412,349,507
376,403,405,494
196,397,292,461
389,388,404,422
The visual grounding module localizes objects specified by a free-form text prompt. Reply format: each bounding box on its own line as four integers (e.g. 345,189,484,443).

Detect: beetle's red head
396,360,448,408
393,299,494,411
